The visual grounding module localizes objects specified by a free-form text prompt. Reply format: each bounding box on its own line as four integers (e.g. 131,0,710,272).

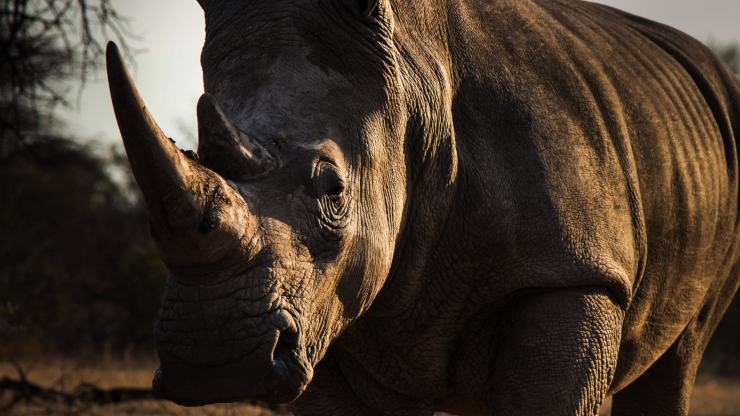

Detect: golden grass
598,375,740,416
0,355,285,416
2,356,739,415
686,375,740,415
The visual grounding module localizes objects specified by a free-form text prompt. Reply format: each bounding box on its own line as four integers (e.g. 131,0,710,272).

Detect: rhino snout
153,284,312,405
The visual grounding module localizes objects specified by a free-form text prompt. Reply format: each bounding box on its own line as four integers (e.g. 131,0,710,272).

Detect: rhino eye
312,161,351,229
326,184,344,196
312,161,345,197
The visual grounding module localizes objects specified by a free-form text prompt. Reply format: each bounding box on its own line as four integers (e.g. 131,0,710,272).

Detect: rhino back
443,0,740,389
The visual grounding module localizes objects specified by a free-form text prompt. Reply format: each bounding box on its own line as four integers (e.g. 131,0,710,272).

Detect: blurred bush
0,0,164,356
0,138,167,354
708,40,740,78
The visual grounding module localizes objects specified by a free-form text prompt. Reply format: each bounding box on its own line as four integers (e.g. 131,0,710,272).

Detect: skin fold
107,0,740,415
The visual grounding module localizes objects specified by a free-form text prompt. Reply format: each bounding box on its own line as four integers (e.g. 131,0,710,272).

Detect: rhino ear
359,0,379,17
350,0,389,20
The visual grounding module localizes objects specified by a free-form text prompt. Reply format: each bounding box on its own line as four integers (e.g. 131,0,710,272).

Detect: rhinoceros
106,0,740,414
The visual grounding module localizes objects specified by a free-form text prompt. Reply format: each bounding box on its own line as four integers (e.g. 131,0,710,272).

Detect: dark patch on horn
197,94,277,181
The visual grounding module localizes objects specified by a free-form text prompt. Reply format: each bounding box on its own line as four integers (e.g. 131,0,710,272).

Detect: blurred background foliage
0,0,165,356
709,40,740,78
0,0,738,379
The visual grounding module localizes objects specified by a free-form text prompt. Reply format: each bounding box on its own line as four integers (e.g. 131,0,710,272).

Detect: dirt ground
1,356,739,415
597,376,740,415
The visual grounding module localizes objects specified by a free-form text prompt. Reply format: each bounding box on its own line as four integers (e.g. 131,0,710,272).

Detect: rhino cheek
155,276,283,367
151,259,324,404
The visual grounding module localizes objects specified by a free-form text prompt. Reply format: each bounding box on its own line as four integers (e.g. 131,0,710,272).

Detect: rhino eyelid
312,159,334,174
312,160,345,186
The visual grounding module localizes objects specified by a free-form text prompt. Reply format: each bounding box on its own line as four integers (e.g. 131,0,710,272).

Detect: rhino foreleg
487,287,623,416
610,336,696,416
293,353,378,416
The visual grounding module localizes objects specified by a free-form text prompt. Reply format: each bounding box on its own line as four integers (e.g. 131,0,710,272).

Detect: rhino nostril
273,326,299,362
271,309,299,362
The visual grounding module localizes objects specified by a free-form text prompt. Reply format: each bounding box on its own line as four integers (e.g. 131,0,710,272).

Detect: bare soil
1,356,739,415
598,375,740,415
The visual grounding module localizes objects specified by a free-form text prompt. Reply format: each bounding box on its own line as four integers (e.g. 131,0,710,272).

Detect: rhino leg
611,274,740,416
610,335,697,416
487,287,623,416
293,354,376,416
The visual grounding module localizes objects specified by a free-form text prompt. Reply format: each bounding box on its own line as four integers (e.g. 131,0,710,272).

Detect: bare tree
0,0,163,359
0,0,135,157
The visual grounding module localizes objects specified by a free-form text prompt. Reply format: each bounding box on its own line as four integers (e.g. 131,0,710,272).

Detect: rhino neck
367,2,461,315
323,8,481,401
328,129,494,408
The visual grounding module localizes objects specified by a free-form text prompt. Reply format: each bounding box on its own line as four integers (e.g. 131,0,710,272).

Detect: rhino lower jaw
152,363,267,406
152,348,313,406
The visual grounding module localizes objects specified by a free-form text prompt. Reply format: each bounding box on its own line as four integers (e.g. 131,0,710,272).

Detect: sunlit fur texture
148,0,740,415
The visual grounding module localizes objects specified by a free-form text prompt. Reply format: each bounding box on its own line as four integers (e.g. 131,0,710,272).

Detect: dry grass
2,356,739,415
598,375,740,416
686,376,740,415
3,400,280,416
0,355,285,416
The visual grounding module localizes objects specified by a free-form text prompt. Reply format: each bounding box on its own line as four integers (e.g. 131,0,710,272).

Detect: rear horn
197,94,277,181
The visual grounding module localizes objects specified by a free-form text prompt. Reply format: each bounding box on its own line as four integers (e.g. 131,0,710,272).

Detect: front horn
106,42,255,276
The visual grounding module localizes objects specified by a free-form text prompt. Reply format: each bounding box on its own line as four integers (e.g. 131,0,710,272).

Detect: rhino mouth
153,271,314,406
153,322,313,405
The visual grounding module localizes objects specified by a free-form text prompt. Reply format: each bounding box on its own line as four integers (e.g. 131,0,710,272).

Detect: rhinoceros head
107,0,412,406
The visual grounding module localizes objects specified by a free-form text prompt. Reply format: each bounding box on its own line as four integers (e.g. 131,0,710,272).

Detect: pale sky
63,0,740,152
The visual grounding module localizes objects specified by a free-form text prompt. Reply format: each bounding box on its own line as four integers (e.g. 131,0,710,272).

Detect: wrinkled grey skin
107,0,740,415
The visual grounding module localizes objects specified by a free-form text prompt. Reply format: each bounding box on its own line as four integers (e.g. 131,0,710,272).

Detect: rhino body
107,0,739,415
